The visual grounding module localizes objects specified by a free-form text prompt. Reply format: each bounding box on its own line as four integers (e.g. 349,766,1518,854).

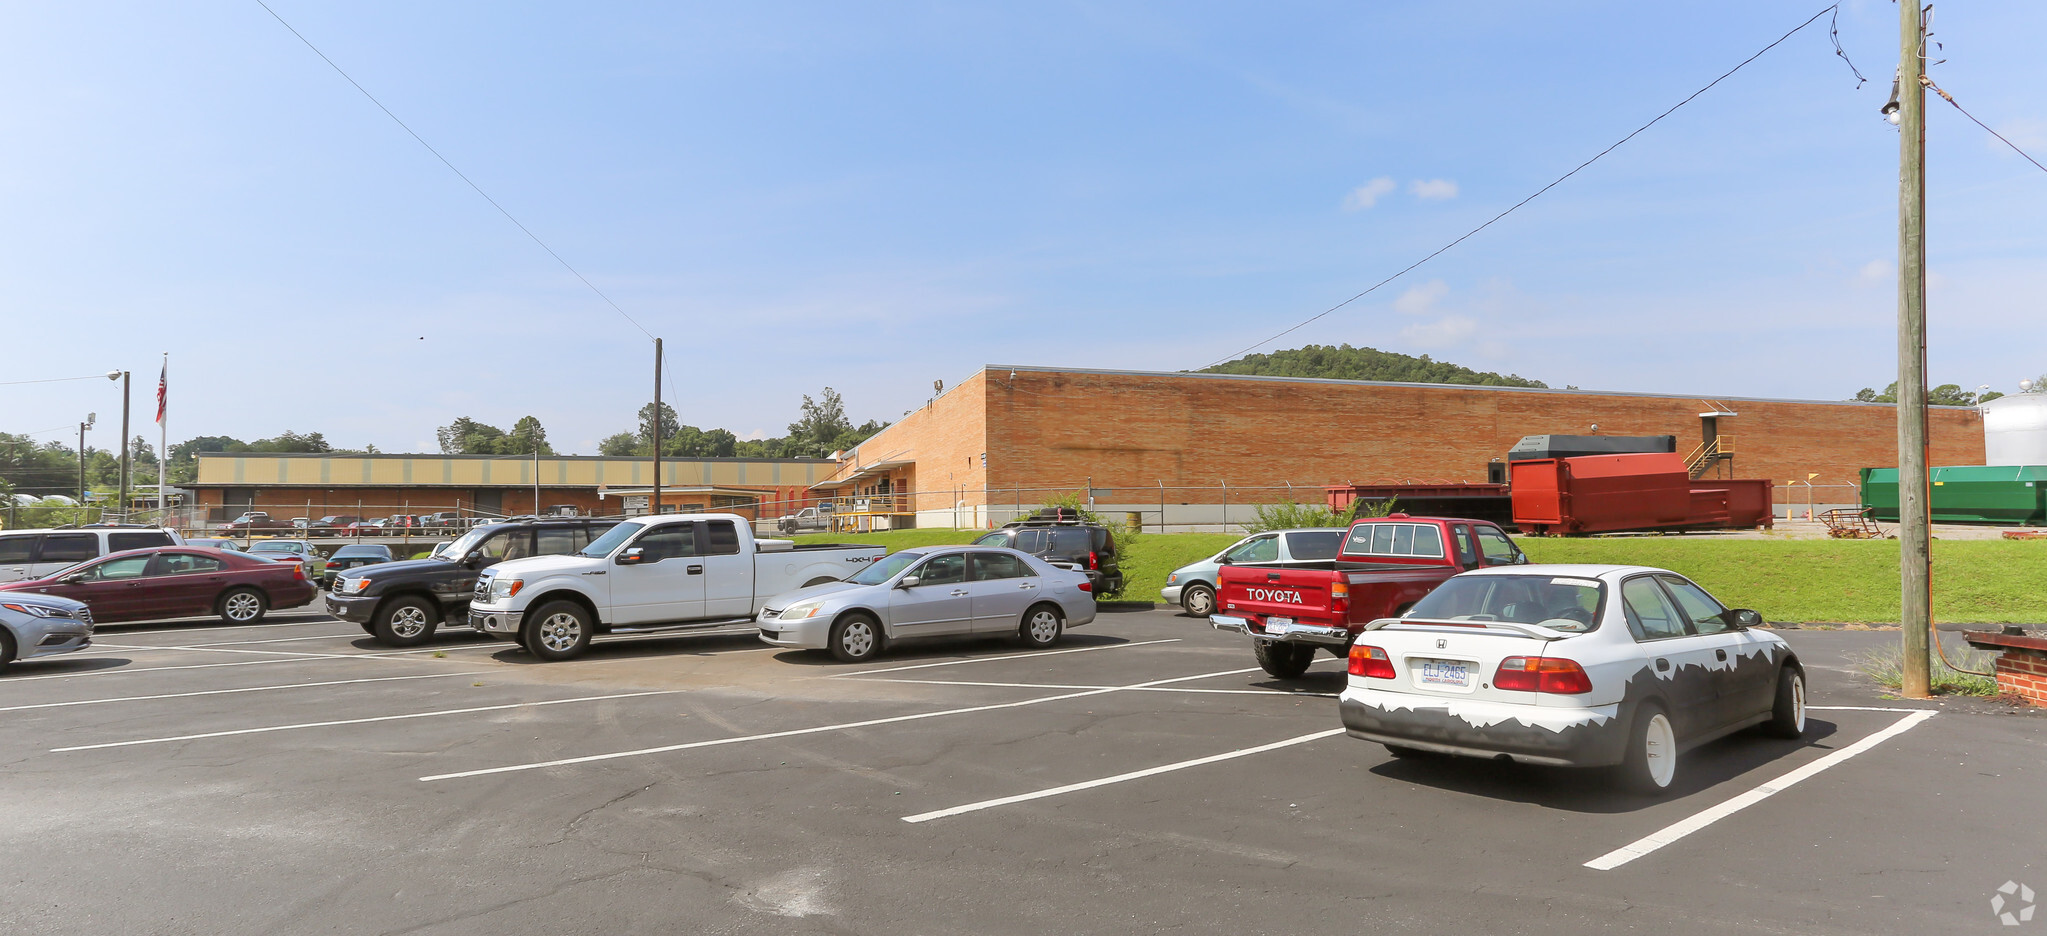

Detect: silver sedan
0,592,93,672
757,546,1097,662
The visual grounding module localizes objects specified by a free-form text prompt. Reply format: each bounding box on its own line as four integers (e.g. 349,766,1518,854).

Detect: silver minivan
0,527,184,584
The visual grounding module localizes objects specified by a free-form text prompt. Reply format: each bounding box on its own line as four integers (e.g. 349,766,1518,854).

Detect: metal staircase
1685,436,1734,479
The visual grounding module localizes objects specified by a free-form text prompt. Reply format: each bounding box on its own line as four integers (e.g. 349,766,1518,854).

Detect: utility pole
118,370,131,521
651,338,663,518
1895,1,1932,698
78,414,93,506
533,445,541,517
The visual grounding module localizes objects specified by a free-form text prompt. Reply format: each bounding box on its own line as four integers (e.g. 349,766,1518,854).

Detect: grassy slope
800,529,2047,623
1518,537,2047,624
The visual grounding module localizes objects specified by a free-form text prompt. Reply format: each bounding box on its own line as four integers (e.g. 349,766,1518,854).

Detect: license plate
1264,617,1294,634
1416,659,1471,688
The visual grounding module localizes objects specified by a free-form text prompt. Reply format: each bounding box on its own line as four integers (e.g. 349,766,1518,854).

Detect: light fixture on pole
79,413,96,505
1881,69,1903,125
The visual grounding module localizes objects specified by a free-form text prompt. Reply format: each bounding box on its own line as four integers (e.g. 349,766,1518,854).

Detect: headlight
1,602,58,618
780,601,826,619
347,577,373,593
491,578,524,599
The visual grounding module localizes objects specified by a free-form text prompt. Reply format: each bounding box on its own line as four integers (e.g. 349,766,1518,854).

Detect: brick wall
1994,650,2047,707
834,366,1985,508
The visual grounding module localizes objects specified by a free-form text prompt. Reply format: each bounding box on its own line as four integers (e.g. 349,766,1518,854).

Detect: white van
0,526,185,584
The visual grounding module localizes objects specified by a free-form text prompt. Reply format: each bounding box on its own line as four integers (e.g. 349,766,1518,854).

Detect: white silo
1982,393,2047,465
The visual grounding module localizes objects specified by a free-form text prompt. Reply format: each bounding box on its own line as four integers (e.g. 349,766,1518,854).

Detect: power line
1203,4,1850,369
0,375,111,387
1922,76,2047,176
253,1,656,341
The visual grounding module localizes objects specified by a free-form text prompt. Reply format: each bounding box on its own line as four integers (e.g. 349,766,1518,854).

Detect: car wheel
1253,640,1316,679
828,612,884,663
1019,604,1064,648
372,596,439,647
0,629,15,671
1764,665,1806,739
522,600,592,662
1181,584,1215,617
1616,703,1678,794
219,587,268,624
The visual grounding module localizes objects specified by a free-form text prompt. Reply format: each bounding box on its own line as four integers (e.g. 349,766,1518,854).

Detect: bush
1243,496,1398,533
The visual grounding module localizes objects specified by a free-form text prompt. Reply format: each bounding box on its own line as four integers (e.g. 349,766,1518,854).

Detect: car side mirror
62,574,86,585
897,575,920,589
462,554,483,570
1728,609,1762,629
1216,556,1233,566
616,548,645,566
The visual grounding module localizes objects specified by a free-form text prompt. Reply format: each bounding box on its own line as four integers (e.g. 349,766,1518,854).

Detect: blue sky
4,2,2043,454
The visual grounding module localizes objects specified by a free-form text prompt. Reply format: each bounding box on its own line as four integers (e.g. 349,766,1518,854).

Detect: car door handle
1656,658,1670,672
1017,582,1036,590
687,565,704,575
1715,649,1727,662
950,589,970,597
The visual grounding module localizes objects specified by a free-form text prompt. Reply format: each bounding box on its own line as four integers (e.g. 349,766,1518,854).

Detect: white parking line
0,650,460,683
0,671,493,712
1582,710,1938,871
1806,705,1933,713
902,728,1347,823
852,677,1339,698
52,690,681,752
91,643,359,660
419,666,1260,782
824,639,1181,677
94,617,336,637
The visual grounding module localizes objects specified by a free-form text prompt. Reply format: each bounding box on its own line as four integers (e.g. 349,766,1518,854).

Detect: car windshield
1405,574,1606,633
334,546,387,558
579,521,644,558
248,542,299,553
849,550,924,586
441,526,500,560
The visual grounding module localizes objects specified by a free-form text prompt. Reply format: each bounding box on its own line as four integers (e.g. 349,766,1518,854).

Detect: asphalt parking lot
2,607,2041,935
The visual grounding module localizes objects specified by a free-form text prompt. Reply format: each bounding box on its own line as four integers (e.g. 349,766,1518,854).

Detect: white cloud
1994,117,2047,153
743,428,770,441
1410,178,1459,200
1399,314,1479,348
1394,279,1449,315
1858,260,1891,282
1342,177,1396,211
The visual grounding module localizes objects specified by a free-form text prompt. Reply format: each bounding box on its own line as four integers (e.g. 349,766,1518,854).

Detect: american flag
155,360,166,425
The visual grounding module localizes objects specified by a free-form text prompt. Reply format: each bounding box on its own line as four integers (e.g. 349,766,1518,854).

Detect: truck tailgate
1218,568,1342,626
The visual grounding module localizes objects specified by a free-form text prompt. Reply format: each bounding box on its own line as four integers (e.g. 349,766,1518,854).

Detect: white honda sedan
1339,564,1805,794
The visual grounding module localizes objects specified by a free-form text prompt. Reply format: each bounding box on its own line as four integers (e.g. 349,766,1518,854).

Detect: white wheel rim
1791,674,1806,733
1187,588,1212,615
390,606,429,638
841,621,874,657
539,612,582,653
1028,610,1059,643
1643,713,1676,788
226,594,260,621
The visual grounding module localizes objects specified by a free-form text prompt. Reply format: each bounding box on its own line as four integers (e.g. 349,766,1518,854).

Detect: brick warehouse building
184,453,838,525
815,365,1986,530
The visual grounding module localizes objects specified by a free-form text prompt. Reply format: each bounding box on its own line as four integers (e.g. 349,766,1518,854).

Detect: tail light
290,562,307,581
1493,656,1592,694
1077,581,1093,593
1348,644,1394,679
1329,580,1350,616
1087,551,1099,570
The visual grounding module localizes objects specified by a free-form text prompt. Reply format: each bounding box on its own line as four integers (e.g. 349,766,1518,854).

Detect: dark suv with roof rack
972,508,1125,595
325,516,619,647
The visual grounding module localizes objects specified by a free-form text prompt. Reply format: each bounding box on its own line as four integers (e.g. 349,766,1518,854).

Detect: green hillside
1199,343,1547,388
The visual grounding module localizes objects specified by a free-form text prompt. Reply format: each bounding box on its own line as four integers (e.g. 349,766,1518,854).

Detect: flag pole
157,353,168,528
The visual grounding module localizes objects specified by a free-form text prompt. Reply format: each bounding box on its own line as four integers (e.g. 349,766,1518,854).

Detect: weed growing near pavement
1853,640,2002,697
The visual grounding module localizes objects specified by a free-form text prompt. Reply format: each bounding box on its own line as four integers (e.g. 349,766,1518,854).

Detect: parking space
1,607,2037,935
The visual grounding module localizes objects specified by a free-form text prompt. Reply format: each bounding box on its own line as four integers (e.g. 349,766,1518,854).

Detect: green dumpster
1860,465,2047,525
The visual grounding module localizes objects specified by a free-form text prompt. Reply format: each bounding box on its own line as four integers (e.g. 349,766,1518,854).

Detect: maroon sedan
0,547,317,625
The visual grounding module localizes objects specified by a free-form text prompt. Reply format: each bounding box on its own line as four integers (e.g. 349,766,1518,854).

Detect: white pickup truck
466,513,884,660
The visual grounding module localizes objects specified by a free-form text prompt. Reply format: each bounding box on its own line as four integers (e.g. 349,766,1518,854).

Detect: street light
108,370,130,520
79,413,96,505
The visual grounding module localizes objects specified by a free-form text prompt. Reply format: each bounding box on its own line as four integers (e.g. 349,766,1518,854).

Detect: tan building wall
827,366,1987,521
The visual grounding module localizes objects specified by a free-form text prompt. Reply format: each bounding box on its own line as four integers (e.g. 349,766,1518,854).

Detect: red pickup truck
1209,514,1527,678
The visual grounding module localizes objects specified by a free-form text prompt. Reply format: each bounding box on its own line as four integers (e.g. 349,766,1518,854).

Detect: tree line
438,387,885,460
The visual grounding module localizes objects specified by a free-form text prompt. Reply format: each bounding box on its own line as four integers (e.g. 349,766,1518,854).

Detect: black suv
972,508,1125,595
325,517,619,647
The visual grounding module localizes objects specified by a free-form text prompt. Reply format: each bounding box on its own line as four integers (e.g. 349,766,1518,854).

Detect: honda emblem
1436,639,1447,649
